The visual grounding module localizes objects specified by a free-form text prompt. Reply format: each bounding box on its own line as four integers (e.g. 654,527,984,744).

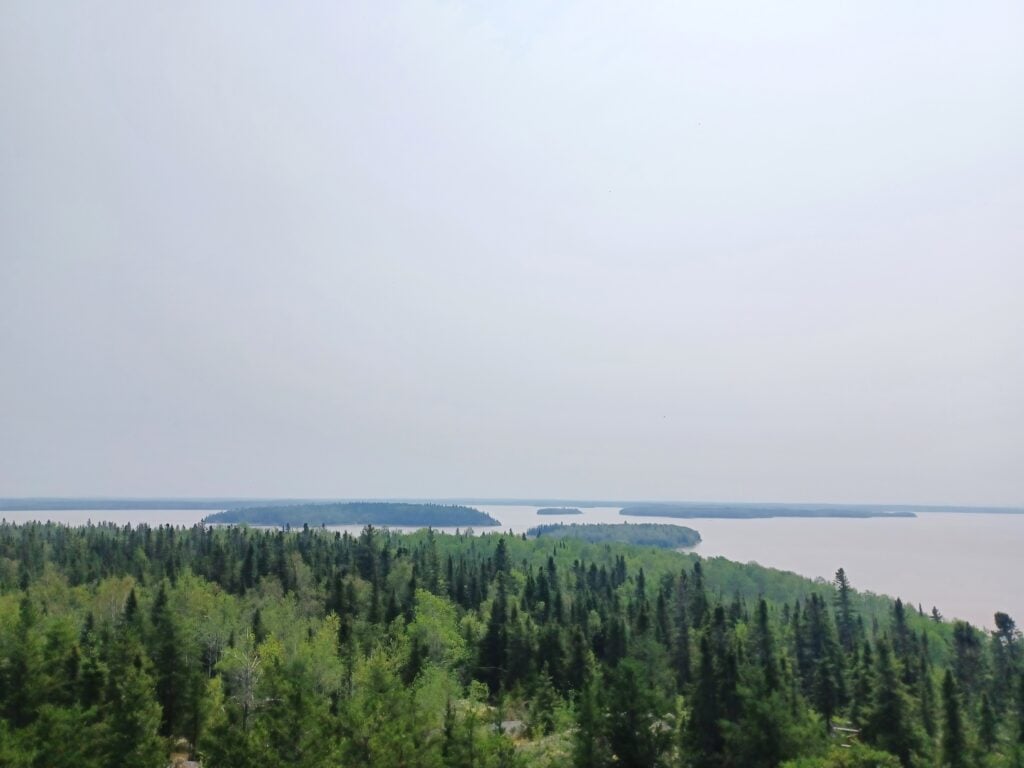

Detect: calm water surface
5,506,1019,629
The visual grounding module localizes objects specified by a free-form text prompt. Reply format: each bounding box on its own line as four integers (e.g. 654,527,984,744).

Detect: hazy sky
2,2,1022,504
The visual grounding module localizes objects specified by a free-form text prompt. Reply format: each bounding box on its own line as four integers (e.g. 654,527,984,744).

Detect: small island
527,522,700,549
204,502,500,527
619,503,917,519
536,507,583,515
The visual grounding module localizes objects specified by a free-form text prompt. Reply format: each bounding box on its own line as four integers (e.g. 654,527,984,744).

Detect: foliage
527,522,700,548
0,521,1019,767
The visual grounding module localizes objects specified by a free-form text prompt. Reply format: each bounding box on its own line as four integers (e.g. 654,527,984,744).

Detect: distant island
3,498,1020,516
204,502,500,527
527,522,701,548
536,507,583,515
620,503,917,519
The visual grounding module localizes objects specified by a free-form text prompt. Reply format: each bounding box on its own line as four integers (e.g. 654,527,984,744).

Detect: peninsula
527,522,701,548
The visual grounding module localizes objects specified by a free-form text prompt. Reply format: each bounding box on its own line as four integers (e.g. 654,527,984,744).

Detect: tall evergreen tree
862,641,918,767
150,581,182,736
480,572,509,695
979,692,997,753
685,635,724,767
940,670,967,768
574,665,610,768
834,568,857,653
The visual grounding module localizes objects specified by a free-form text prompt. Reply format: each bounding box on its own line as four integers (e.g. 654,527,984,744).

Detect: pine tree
862,641,918,767
752,599,779,693
1018,673,1024,745
685,635,724,767
531,665,558,736
849,642,874,728
917,650,936,738
940,670,967,768
979,692,997,753
150,581,182,736
951,621,985,701
2,596,42,727
673,570,692,688
104,652,164,768
480,572,509,695
834,568,857,653
690,561,708,628
574,666,609,768
606,657,668,768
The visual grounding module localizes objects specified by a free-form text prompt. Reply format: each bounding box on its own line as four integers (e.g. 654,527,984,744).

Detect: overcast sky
1,2,1021,505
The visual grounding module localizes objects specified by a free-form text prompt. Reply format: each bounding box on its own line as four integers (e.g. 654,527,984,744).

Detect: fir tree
940,670,967,768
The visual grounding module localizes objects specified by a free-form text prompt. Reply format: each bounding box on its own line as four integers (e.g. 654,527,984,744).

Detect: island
620,503,917,519
536,507,583,515
204,502,500,527
526,522,701,548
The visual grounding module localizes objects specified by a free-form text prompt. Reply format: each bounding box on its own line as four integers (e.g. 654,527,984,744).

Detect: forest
527,522,700,549
536,508,583,516
0,521,1021,767
203,502,500,527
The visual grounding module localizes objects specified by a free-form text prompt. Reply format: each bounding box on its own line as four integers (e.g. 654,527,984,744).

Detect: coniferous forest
0,521,1021,767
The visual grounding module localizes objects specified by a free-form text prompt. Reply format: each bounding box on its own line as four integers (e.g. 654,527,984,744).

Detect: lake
4,505,1020,629
436,505,1024,630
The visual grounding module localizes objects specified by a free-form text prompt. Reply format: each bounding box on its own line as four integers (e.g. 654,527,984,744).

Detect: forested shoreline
0,522,1021,767
527,522,701,549
620,504,918,519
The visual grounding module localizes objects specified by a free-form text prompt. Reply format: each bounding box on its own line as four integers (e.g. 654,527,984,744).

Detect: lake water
455,505,1024,630
4,505,1020,629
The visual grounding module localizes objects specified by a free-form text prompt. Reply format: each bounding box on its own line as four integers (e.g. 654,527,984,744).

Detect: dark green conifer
941,670,967,768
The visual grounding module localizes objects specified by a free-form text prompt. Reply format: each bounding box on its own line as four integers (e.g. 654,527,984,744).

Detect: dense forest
0,521,1021,767
528,523,700,549
204,502,500,527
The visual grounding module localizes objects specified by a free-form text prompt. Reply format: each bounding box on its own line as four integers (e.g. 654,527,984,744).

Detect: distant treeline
528,522,701,548
204,502,500,527
3,498,1021,515
536,507,583,516
621,503,918,519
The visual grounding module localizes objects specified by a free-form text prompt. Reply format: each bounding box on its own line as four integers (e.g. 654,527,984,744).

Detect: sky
1,1,1022,505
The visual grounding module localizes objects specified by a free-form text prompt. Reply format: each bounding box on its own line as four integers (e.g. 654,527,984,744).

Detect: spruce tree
685,635,724,767
834,568,857,653
574,667,609,768
1018,673,1024,745
480,572,509,695
862,640,918,767
150,581,182,736
940,670,967,768
979,692,997,752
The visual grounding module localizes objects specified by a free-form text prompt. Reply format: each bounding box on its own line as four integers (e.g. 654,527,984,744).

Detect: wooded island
204,502,500,527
